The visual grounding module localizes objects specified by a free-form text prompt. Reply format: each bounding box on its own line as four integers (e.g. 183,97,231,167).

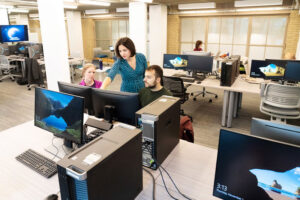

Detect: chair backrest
262,83,300,108
0,55,9,66
163,76,186,103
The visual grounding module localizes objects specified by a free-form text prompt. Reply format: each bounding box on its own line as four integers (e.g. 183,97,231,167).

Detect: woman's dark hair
115,37,136,59
195,40,203,49
146,65,163,85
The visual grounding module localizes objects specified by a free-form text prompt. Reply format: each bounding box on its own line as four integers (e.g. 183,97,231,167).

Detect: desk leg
226,91,235,128
233,92,238,118
238,92,243,109
21,60,26,78
221,90,229,127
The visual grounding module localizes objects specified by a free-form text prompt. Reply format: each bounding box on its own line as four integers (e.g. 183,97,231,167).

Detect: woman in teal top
101,37,147,93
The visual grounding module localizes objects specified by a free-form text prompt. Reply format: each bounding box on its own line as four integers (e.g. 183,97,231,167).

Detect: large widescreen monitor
34,87,84,148
284,61,300,82
92,89,140,125
163,54,188,70
0,25,29,42
251,117,300,146
213,129,300,200
250,60,270,79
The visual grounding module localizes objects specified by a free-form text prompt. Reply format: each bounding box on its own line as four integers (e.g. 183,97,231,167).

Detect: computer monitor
16,43,28,56
0,25,29,42
8,45,18,55
57,81,93,115
28,44,41,59
182,50,211,57
186,55,213,73
284,61,300,82
213,129,300,200
92,89,140,125
34,87,84,148
163,54,188,70
0,43,9,56
251,117,300,146
263,59,289,80
250,59,269,79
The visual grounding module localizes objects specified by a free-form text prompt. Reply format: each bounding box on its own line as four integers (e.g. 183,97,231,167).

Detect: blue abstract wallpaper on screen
0,25,28,42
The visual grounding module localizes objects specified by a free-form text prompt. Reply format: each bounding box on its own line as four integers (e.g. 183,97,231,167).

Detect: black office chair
162,76,192,121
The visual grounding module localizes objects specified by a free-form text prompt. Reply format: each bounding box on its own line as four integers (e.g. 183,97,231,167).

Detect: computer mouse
45,194,58,200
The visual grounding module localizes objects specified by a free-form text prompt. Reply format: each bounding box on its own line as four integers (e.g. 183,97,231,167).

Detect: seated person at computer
100,37,148,93
79,63,102,88
139,65,172,107
194,40,203,51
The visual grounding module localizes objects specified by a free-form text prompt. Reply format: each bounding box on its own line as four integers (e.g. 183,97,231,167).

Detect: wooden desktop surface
0,120,219,200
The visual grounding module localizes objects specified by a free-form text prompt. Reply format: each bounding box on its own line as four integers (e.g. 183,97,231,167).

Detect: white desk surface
0,120,218,200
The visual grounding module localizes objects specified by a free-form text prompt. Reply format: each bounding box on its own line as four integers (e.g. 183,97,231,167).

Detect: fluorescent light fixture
8,9,29,13
85,9,109,14
64,0,75,2
138,0,153,3
17,5,38,10
234,0,283,7
29,13,39,18
178,2,216,10
0,5,14,9
79,0,111,6
11,1,36,5
178,10,218,14
236,6,287,12
116,7,129,13
64,4,78,9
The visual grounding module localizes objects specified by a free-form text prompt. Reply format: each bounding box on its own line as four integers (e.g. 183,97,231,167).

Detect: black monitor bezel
91,88,140,125
34,87,85,145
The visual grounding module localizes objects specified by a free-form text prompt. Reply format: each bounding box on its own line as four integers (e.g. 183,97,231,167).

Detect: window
180,15,287,59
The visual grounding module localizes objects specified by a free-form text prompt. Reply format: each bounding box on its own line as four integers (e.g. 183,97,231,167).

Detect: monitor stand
44,138,73,159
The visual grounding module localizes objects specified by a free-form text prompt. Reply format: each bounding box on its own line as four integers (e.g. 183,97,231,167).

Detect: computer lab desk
0,120,219,200
163,69,261,128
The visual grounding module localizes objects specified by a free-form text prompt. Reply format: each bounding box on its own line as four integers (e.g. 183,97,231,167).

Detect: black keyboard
180,77,195,83
16,149,57,178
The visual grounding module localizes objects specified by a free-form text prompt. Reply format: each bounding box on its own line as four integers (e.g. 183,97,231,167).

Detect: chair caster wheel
191,93,194,96
215,95,218,98
193,98,197,101
0,80,2,82
209,99,212,103
28,88,31,91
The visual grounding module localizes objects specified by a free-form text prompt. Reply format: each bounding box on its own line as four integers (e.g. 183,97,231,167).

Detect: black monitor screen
284,61,300,82
34,87,84,144
213,129,300,200
163,54,188,70
0,25,29,42
58,81,93,115
92,89,140,125
186,55,213,73
251,117,300,146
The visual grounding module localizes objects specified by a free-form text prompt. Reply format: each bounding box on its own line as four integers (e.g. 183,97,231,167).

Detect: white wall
66,11,84,58
129,2,147,56
149,5,167,66
37,0,70,91
0,9,9,25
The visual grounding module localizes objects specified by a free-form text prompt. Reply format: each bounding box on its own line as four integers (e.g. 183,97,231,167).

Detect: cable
158,167,179,200
160,165,193,200
50,136,60,161
143,167,156,200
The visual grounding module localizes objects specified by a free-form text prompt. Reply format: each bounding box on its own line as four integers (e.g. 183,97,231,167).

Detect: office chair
191,85,218,103
260,83,300,123
163,76,192,120
0,55,20,82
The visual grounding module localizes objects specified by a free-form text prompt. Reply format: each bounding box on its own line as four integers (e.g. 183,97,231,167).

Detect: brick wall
167,15,180,54
285,10,300,56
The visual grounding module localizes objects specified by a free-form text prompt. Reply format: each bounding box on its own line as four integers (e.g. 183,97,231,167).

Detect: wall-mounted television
0,25,29,42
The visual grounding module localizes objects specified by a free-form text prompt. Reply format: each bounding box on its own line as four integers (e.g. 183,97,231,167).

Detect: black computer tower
135,96,180,169
220,58,238,86
57,126,142,200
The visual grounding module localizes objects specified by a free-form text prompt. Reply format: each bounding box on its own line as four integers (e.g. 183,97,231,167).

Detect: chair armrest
260,83,266,97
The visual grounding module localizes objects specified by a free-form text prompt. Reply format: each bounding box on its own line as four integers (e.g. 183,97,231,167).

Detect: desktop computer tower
136,96,180,169
220,58,238,86
57,126,142,200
